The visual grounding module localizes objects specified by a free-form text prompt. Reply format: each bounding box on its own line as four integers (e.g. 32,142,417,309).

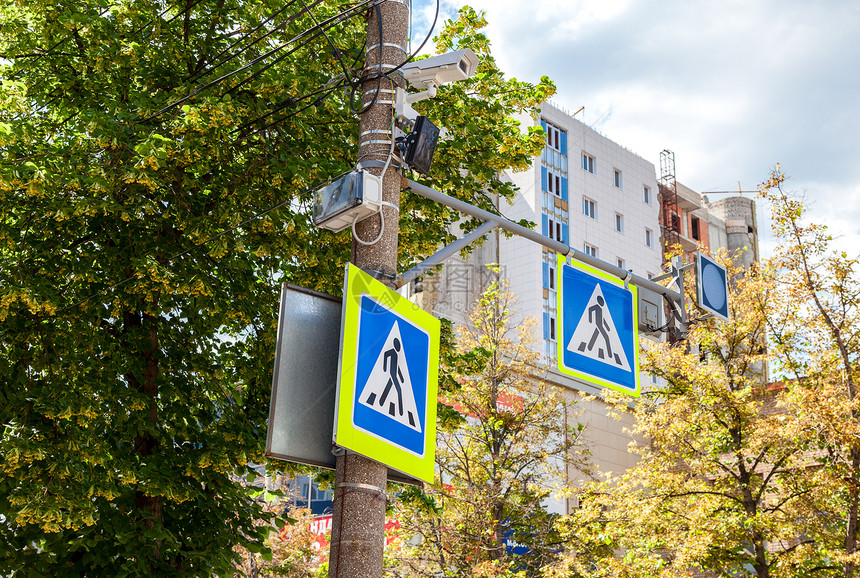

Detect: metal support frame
403,179,687,317
666,256,690,340
395,220,497,289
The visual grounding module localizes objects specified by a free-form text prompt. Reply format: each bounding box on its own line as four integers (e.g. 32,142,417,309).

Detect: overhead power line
234,0,441,140
141,0,384,123
187,0,307,83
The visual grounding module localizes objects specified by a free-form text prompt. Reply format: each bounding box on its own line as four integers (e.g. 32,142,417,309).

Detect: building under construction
658,149,759,269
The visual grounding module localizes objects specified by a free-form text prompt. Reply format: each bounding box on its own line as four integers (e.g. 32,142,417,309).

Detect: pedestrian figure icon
567,284,630,371
578,295,624,365
358,322,422,432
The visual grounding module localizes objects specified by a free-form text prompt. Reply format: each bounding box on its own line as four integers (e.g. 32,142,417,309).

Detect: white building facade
411,103,664,509
500,102,662,363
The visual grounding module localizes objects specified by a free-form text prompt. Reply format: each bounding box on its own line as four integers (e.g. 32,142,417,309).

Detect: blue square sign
557,256,640,396
334,264,440,483
695,251,729,321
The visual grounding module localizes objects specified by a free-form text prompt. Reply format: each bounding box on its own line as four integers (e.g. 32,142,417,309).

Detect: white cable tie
366,42,408,54
381,201,400,212
335,482,386,493
360,99,394,106
622,269,632,289
360,129,393,138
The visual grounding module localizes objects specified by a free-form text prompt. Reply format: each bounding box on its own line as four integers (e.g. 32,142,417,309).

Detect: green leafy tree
390,273,591,577
0,1,552,574
233,473,329,578
760,167,860,577
557,256,822,578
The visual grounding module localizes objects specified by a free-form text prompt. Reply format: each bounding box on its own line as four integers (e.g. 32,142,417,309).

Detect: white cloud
412,0,860,258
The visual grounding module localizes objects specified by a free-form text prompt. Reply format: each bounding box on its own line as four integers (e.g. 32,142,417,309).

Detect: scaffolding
658,149,681,265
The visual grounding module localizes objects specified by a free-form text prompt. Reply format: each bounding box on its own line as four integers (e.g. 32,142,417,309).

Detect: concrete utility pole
328,1,409,576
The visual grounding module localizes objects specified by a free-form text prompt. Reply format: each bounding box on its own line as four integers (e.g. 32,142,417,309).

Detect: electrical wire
231,79,355,143
351,206,386,246
4,0,442,324
363,0,440,86
215,0,381,102
351,116,397,246
231,28,367,140
186,0,304,83
195,0,436,135
225,11,370,141
235,0,440,143
349,4,385,116
298,0,353,83
141,0,383,123
218,19,336,99
1,0,445,331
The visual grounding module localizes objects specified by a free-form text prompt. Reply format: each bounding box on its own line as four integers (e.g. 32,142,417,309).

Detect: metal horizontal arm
403,179,685,309
395,220,497,288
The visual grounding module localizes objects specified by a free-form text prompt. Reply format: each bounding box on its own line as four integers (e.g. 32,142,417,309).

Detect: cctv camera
400,48,479,89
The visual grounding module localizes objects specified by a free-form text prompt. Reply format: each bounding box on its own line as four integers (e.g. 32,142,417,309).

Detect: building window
614,169,623,189
583,197,597,219
614,213,624,233
544,313,557,341
546,122,563,151
547,217,563,242
543,256,557,291
546,168,562,197
645,228,654,248
643,185,652,205
584,243,598,258
582,153,595,174
617,257,626,269
691,216,701,240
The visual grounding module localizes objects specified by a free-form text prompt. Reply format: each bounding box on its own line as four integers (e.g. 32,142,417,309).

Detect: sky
410,0,860,258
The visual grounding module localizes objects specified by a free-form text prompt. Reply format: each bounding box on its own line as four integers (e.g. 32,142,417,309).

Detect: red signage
289,515,401,559
440,390,524,418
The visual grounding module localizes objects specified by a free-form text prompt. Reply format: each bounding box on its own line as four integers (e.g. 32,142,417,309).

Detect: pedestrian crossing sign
557,255,640,396
334,263,440,483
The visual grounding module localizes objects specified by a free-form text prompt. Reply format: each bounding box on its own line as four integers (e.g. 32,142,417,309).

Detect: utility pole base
328,452,388,578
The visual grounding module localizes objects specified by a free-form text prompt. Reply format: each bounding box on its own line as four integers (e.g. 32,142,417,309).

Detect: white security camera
400,48,479,89
395,49,480,123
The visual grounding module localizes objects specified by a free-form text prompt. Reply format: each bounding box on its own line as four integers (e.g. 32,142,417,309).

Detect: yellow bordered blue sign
557,255,640,396
333,263,440,483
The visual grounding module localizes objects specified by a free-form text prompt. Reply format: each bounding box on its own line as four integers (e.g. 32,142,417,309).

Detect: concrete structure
705,195,760,268
408,101,662,512
658,173,760,268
